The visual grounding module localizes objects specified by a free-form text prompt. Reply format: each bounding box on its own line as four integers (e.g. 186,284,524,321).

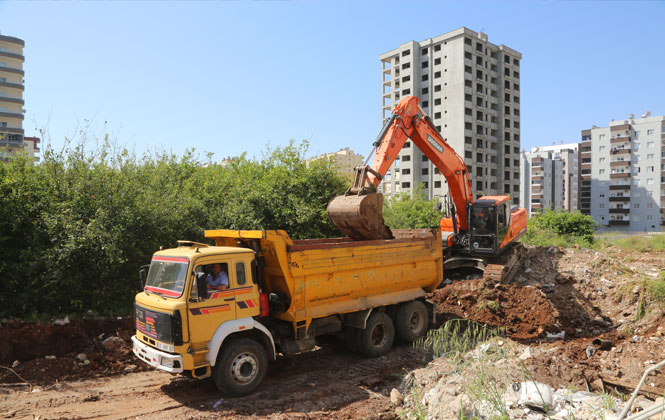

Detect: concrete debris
519,347,532,360
518,381,554,410
102,336,126,353
76,353,88,362
11,360,19,368
45,355,56,360
123,365,137,372
53,316,70,325
546,331,565,339
390,388,403,405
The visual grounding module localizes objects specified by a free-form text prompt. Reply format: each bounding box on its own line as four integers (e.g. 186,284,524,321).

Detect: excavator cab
469,198,511,255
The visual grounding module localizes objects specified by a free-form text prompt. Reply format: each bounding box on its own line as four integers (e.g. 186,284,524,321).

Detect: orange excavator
327,96,528,281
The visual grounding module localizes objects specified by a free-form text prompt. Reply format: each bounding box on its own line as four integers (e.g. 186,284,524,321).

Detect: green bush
523,210,597,248
382,184,444,229
0,140,346,319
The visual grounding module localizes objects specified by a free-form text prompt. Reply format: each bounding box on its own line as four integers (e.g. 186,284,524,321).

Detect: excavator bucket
327,193,394,241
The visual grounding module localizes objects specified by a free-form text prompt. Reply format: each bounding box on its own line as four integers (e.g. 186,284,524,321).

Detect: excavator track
443,242,525,284
480,242,525,283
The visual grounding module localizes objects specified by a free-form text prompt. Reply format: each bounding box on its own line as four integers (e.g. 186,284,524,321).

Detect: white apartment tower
580,115,665,231
520,150,564,216
378,28,522,205
532,143,579,211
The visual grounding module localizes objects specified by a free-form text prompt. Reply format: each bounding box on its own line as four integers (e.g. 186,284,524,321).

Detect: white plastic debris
53,316,70,325
518,381,554,410
546,331,565,339
45,355,56,360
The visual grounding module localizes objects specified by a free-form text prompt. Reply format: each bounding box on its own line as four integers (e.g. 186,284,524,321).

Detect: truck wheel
395,300,429,342
357,312,394,357
213,338,268,397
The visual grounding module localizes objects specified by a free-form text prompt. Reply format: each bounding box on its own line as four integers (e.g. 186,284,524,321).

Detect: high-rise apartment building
378,28,521,205
520,150,564,216
532,143,579,211
580,115,665,231
0,33,28,161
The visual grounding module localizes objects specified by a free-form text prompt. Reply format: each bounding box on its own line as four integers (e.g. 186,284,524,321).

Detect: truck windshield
145,256,189,298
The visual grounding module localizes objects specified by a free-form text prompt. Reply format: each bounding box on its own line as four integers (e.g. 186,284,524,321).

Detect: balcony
0,81,24,90
609,220,630,226
0,111,24,120
611,148,631,155
0,96,24,105
0,126,24,134
609,183,630,190
610,136,631,144
609,196,630,202
0,65,24,76
609,208,630,214
610,160,630,167
0,51,24,61
610,172,630,179
0,133,24,146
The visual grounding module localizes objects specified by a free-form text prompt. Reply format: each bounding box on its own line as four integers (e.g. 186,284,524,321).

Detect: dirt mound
0,317,133,364
431,278,558,339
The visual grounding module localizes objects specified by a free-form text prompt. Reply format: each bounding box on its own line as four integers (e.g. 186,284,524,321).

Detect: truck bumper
132,335,183,374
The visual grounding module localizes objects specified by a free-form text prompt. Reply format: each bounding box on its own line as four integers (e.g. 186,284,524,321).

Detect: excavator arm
328,95,473,238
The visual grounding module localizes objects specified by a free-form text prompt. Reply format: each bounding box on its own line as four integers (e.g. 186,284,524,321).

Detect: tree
382,184,444,229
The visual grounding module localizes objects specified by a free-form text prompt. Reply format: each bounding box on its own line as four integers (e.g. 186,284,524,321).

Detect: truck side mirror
138,265,150,290
196,272,208,300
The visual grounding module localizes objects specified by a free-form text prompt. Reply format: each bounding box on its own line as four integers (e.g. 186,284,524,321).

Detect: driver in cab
207,263,229,291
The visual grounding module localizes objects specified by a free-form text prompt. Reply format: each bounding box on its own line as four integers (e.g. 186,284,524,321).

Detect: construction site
0,240,663,419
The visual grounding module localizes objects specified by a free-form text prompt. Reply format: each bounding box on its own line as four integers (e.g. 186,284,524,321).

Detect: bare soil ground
1,244,664,419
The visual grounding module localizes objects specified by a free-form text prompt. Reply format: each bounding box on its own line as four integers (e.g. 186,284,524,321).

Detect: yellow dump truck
132,229,442,396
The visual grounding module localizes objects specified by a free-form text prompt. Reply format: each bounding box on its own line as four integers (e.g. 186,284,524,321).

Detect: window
434,112,441,119
422,155,428,162
402,75,410,82
504,68,510,77
434,71,441,79
422,74,428,82
404,141,411,148
465,65,472,74
402,155,411,161
647,166,654,172
599,158,605,163
236,262,247,285
434,44,441,52
647,142,654,148
465,136,472,144
402,89,410,95
647,129,654,135
402,182,411,188
632,215,640,222
434,181,441,188
599,169,605,175
434,85,441,92
434,57,441,65
647,153,654,160
422,61,428,68
402,62,411,70
402,168,411,175
505,93,510,102
599,204,605,209
421,87,428,95
514,71,519,78
402,49,410,57
647,203,654,209
434,98,441,105
465,151,472,159
647,178,654,185
421,48,428,55
421,168,428,175
599,146,606,152
633,203,640,209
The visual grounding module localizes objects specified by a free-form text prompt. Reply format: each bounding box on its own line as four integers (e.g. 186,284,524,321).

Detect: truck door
231,259,260,319
187,259,237,345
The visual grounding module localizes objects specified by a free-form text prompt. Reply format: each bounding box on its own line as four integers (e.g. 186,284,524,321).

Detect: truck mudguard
205,317,276,366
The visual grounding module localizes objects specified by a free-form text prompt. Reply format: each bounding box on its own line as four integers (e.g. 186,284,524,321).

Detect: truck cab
132,241,275,396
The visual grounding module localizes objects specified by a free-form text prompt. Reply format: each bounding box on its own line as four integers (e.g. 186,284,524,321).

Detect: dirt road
1,340,425,420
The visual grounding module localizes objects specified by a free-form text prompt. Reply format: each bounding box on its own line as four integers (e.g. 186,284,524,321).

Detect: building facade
580,116,665,231
0,33,28,161
532,143,579,211
520,150,564,216
307,147,364,180
378,28,522,205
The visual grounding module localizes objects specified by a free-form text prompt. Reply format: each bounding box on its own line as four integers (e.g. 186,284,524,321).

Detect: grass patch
604,235,665,252
523,226,594,249
477,300,501,312
415,319,502,364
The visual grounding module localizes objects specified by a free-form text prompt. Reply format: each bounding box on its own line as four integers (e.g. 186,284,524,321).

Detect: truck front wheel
213,337,268,397
357,312,394,357
395,300,429,342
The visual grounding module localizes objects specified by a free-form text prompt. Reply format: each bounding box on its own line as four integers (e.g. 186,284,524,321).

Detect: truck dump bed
204,229,442,332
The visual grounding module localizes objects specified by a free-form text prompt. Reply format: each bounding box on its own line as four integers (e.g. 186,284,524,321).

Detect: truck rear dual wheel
213,338,268,397
356,312,395,357
395,300,429,342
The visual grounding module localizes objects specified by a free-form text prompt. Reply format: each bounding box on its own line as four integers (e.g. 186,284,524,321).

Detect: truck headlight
157,342,174,353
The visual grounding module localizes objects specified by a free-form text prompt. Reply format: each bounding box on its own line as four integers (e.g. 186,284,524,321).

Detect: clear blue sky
2,0,664,161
